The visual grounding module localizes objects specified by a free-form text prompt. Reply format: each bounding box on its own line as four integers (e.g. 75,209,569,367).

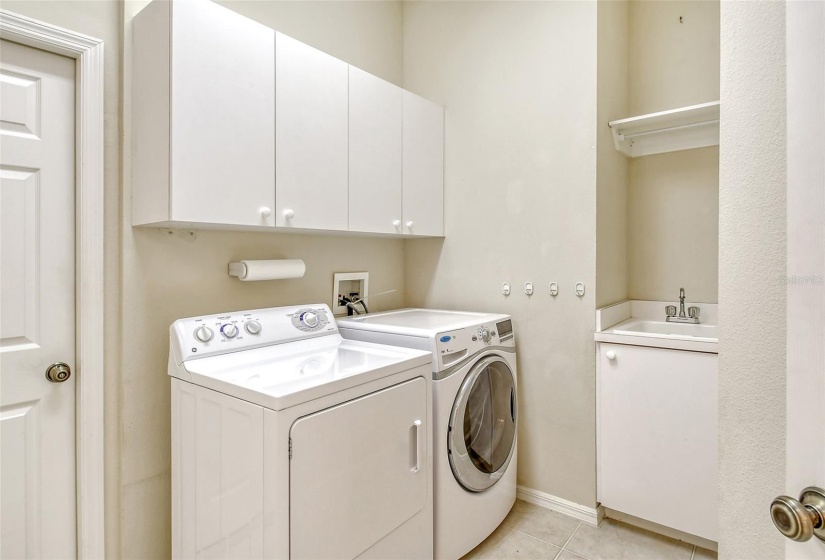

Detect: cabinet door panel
171,0,275,226
290,378,427,560
403,92,444,237
276,33,349,231
349,67,402,234
598,343,718,541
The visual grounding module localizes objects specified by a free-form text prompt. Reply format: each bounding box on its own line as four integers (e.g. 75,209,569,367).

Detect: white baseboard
516,486,604,527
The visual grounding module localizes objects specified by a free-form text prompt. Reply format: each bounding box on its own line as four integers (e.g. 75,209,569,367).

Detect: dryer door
448,356,517,492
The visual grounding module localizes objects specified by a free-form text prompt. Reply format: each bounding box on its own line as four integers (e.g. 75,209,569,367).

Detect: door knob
770,486,825,542
45,362,72,383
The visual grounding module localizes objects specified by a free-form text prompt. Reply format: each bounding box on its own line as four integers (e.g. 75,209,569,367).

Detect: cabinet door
402,92,444,237
290,378,427,560
348,66,403,234
170,0,275,227
598,343,718,541
275,33,349,231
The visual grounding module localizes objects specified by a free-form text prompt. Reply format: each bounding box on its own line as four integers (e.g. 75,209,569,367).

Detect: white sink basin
611,319,718,343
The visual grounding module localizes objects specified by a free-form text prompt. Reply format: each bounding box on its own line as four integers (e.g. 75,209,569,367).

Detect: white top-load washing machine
337,309,518,560
168,304,434,560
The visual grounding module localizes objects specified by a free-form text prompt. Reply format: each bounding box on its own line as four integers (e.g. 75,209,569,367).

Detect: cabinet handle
409,419,421,473
406,221,414,230
606,350,616,361
393,220,401,228
260,207,272,218
283,208,294,220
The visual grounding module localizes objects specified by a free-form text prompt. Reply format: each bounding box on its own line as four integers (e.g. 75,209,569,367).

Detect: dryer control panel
170,304,336,364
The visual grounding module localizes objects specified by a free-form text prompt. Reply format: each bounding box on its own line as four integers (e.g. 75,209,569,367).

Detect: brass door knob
45,362,71,383
771,486,825,542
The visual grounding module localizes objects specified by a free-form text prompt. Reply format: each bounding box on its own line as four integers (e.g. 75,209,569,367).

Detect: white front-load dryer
338,309,518,560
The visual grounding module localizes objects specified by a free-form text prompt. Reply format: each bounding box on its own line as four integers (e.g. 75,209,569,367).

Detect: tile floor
462,500,718,560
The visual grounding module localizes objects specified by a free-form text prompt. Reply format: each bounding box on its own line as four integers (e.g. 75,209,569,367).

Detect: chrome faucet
666,288,700,324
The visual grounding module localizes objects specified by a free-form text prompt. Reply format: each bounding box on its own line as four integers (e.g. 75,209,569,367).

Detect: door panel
290,378,427,560
348,66,402,234
402,91,444,237
1,39,76,559
785,2,825,557
276,33,349,231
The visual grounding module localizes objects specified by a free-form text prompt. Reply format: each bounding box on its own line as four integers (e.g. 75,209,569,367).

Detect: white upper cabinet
132,0,275,227
403,92,445,237
348,67,403,235
275,33,349,231
132,0,444,237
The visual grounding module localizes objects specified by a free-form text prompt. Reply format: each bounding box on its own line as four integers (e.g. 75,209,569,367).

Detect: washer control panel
171,304,338,364
435,320,515,369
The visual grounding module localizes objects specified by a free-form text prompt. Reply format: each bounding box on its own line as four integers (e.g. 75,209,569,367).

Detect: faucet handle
688,306,700,319
665,305,677,317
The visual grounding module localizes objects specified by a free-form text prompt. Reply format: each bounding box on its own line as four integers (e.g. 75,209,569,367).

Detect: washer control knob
301,311,319,328
244,320,262,335
480,327,492,344
194,326,213,343
221,323,238,338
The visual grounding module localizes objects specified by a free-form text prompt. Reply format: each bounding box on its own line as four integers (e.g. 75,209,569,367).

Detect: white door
348,66,403,235
402,91,444,237
275,32,349,231
289,378,427,560
1,40,77,558
779,2,825,558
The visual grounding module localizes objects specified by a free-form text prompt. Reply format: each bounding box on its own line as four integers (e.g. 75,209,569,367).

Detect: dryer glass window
449,357,517,491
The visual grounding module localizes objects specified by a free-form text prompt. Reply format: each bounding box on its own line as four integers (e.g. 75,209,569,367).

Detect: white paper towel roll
228,259,306,281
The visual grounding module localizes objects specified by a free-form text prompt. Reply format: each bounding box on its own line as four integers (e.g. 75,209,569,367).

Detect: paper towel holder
228,259,306,281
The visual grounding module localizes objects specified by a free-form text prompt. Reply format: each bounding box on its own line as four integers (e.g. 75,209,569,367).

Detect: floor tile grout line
508,526,570,552
559,521,584,554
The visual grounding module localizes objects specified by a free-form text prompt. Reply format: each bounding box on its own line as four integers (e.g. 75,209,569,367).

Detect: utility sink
611,319,718,343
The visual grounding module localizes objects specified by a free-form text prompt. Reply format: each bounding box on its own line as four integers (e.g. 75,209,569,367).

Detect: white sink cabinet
597,341,718,542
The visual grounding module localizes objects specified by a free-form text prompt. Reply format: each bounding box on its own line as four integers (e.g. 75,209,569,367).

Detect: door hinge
288,437,292,460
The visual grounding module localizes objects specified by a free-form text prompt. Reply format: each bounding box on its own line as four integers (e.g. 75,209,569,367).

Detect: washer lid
174,335,431,411
338,308,510,338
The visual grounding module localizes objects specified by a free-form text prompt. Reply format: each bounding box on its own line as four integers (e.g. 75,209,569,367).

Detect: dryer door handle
409,420,422,473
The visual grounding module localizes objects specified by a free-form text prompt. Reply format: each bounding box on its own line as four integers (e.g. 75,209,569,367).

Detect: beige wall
628,148,719,303
403,1,599,506
626,0,720,305
596,0,630,309
628,0,720,117
718,2,786,558
120,2,406,557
